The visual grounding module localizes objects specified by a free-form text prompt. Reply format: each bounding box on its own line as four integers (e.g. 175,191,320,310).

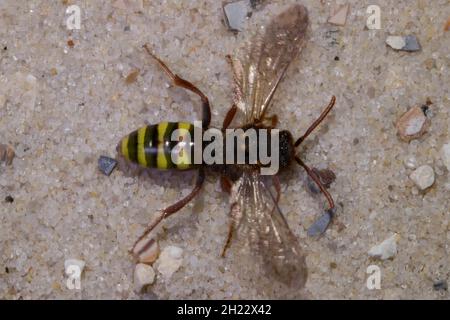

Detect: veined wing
229,170,307,288
231,4,309,123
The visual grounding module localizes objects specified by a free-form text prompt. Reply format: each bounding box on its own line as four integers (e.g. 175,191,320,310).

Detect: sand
0,0,449,299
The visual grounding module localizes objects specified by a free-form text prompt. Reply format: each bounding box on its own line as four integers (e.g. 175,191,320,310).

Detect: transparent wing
231,4,309,123
229,170,307,288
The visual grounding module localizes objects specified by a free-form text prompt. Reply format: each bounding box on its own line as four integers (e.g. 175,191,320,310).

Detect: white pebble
368,234,399,260
64,258,85,274
441,143,450,172
386,36,406,50
327,4,350,26
156,246,183,279
134,263,155,292
410,165,435,190
132,237,160,264
396,106,429,142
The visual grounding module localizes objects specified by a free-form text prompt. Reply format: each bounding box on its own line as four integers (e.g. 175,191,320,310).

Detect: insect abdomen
119,122,195,170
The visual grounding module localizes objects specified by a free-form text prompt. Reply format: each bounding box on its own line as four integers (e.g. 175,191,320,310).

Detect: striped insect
117,4,336,288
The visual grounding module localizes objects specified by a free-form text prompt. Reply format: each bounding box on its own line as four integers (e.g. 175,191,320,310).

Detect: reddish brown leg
131,169,205,257
295,157,335,211
295,96,336,147
222,104,238,130
143,44,211,128
221,203,239,258
220,175,233,194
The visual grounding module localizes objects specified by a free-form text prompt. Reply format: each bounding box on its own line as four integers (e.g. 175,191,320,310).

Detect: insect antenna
294,96,336,147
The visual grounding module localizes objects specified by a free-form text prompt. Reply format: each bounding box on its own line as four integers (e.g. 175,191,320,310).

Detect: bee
117,4,336,288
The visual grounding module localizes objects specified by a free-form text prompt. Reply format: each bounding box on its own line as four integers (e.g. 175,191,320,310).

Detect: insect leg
295,156,335,211
220,175,233,194
131,168,206,257
295,96,336,147
221,203,238,258
143,44,211,129
221,224,234,257
222,104,237,129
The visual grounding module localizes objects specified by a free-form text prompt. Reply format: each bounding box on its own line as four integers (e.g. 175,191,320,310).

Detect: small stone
410,165,435,190
249,0,265,9
368,234,399,260
134,263,155,292
14,143,28,158
132,237,160,264
156,246,183,279
396,106,430,142
125,69,140,84
445,18,450,32
5,195,14,203
433,280,448,291
307,208,336,237
386,35,421,52
0,144,15,165
64,258,85,274
223,1,249,33
441,143,450,172
424,58,436,70
67,39,74,48
327,4,350,26
98,156,117,176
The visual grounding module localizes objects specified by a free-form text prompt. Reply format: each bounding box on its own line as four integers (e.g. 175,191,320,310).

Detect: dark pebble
5,195,14,203
307,207,336,237
433,280,448,291
98,156,117,176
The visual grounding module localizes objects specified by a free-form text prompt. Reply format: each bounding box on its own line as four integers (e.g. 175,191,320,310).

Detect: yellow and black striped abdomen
119,122,196,170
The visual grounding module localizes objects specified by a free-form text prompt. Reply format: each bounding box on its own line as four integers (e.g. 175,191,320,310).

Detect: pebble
250,0,264,9
368,234,399,260
134,263,156,292
64,258,86,274
98,156,117,176
410,165,435,190
396,106,430,142
156,246,183,279
433,280,448,291
327,4,350,26
125,69,140,84
441,143,450,172
132,237,160,264
386,35,421,52
0,144,15,165
5,195,14,203
223,1,249,32
307,208,336,237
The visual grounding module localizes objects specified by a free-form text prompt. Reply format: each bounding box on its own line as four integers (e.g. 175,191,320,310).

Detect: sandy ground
0,0,449,299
